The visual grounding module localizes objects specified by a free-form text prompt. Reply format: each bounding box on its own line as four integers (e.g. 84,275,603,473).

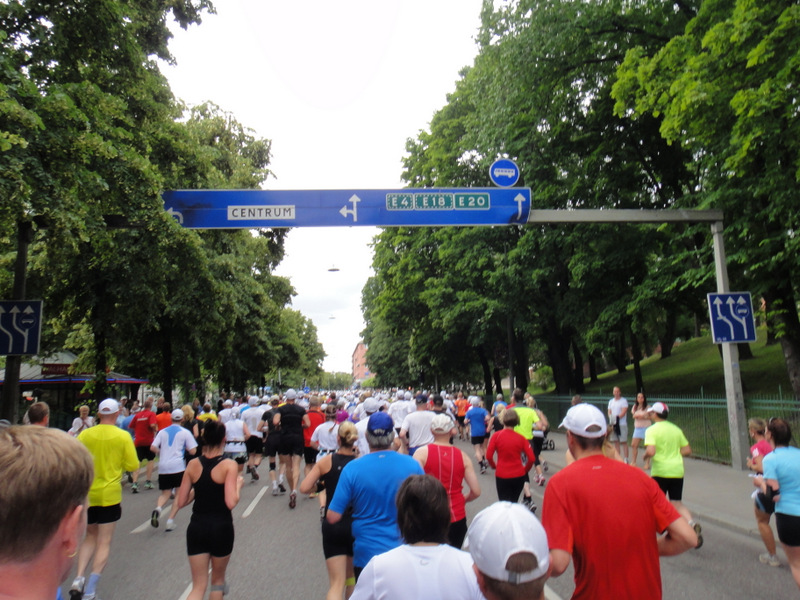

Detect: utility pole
1,221,34,423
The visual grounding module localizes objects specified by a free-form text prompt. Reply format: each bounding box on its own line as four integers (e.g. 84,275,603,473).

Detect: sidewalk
540,432,760,539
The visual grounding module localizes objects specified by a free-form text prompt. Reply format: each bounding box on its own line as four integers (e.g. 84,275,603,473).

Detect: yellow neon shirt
78,424,140,507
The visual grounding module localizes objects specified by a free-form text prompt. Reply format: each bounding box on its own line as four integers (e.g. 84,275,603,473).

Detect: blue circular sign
489,158,520,187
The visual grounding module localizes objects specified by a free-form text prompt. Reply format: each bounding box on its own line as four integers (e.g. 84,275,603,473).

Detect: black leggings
495,475,527,503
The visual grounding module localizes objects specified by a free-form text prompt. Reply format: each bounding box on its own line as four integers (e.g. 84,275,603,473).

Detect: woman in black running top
300,421,358,600
177,420,243,600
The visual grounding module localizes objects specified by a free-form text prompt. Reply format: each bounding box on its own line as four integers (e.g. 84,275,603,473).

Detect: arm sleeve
541,482,573,552
123,436,140,472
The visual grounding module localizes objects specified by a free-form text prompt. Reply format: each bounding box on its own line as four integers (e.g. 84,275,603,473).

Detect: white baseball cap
97,399,120,415
559,403,607,439
363,397,379,414
647,401,669,414
171,409,184,421
465,502,550,584
430,413,455,434
284,388,297,400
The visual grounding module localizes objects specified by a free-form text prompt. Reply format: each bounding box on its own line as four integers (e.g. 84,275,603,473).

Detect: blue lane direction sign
0,300,43,356
162,188,531,229
489,159,520,187
707,292,757,343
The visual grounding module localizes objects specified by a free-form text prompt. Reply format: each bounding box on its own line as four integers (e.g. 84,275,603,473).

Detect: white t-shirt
355,417,371,456
350,544,483,600
388,400,408,427
400,410,435,449
151,425,197,474
242,405,265,436
312,421,340,452
608,397,628,419
218,407,234,424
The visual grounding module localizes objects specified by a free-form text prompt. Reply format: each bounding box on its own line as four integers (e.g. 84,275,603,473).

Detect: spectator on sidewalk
761,417,800,589
644,401,703,548
748,417,779,567
607,387,629,463
542,403,697,600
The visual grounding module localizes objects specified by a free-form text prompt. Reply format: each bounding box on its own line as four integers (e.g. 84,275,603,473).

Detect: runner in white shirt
149,409,197,531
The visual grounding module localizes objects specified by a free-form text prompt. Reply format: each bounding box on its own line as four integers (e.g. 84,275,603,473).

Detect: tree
613,0,800,398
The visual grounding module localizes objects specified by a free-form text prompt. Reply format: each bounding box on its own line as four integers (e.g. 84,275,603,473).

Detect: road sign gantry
162,188,532,229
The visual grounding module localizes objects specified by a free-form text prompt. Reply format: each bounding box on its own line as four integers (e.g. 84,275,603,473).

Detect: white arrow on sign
713,297,734,338
166,207,184,224
0,306,10,354
514,193,526,221
729,296,750,338
339,194,361,222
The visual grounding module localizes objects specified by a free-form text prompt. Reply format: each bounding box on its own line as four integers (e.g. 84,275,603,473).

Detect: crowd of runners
2,385,800,599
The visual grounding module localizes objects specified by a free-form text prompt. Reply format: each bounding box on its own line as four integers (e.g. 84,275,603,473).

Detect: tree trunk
611,330,627,374
763,283,800,400
513,330,529,390
506,317,516,391
588,354,598,382
492,366,503,396
476,346,494,399
738,342,754,360
630,326,644,394
161,328,173,405
659,308,677,359
571,339,586,394
545,317,572,395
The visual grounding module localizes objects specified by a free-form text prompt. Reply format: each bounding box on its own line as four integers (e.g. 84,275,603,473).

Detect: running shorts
304,446,319,464
776,513,800,547
245,435,263,454
87,503,122,525
279,433,304,456
158,471,184,491
136,446,156,462
653,476,684,501
187,514,234,557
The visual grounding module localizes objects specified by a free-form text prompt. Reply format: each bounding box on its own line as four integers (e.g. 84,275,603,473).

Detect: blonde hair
0,426,93,563
338,421,358,448
181,405,194,422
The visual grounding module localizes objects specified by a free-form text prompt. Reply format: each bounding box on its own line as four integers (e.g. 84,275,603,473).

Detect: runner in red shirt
303,396,327,504
128,396,158,492
542,403,697,600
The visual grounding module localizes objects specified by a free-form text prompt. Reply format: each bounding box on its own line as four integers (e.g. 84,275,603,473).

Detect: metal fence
534,395,800,464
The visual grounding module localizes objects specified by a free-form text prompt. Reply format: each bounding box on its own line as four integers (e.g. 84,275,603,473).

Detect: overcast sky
161,0,484,373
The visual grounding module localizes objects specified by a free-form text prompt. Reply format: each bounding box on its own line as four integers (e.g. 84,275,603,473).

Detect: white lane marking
242,486,268,518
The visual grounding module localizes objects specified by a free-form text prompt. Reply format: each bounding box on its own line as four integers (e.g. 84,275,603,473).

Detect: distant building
352,342,370,382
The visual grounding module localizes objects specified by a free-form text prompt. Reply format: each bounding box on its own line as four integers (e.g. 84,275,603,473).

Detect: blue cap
367,411,393,436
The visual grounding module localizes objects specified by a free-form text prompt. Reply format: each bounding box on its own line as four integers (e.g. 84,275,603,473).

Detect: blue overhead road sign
162,188,532,229
707,292,757,343
0,300,43,356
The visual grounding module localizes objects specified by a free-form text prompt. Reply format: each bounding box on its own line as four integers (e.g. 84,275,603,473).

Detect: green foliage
1,0,325,403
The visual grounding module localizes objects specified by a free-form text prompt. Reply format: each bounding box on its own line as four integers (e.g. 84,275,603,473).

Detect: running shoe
692,521,703,549
251,469,259,482
289,491,297,509
759,552,780,567
246,465,252,475
144,481,154,490
480,464,486,475
271,486,279,496
131,483,138,494
166,519,176,532
278,483,287,494
537,475,546,486
151,509,160,528
69,576,85,600
126,472,133,484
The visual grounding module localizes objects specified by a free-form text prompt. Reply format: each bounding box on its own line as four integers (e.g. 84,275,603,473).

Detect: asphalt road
60,440,798,599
